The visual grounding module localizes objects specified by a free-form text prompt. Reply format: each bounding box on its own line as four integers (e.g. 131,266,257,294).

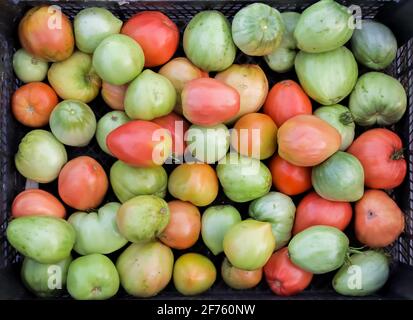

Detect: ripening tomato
168,163,218,207
101,82,128,110
121,11,179,67
293,192,352,235
182,78,240,126
348,128,406,189
269,156,311,196
264,247,313,296
158,200,201,250
58,156,108,210
264,80,312,127
230,113,277,160
107,120,172,167
12,82,58,127
355,190,405,248
12,189,66,218
152,112,190,157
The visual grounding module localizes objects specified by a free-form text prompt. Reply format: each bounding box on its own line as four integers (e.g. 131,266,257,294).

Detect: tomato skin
293,192,352,235
121,11,179,67
107,120,172,167
269,155,311,196
264,247,313,296
158,200,201,250
264,80,312,127
12,82,58,127
12,189,66,218
18,6,74,62
221,257,262,290
355,189,405,248
231,113,277,160
58,156,108,210
347,128,406,189
101,82,128,110
182,78,240,126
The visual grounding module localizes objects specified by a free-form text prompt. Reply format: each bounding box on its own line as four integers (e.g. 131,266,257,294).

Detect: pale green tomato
96,111,130,155
13,48,48,83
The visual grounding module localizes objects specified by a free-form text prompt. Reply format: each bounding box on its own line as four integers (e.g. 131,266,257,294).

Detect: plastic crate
0,0,413,300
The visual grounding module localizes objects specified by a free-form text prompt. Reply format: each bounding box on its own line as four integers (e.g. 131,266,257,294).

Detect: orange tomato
12,82,58,127
12,189,66,218
264,80,312,127
269,155,312,196
231,113,277,160
159,200,201,249
101,81,128,110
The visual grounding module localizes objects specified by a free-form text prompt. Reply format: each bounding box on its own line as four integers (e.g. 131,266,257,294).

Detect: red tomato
12,82,58,127
264,247,313,296
293,192,352,235
107,120,172,167
182,78,240,126
101,81,128,110
277,115,341,167
58,156,108,210
264,80,312,128
269,156,312,196
355,189,405,248
18,6,74,62
348,128,406,189
121,11,179,67
152,112,189,157
12,189,66,218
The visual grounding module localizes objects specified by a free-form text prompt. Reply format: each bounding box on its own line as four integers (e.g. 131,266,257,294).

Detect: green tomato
13,48,48,83
216,153,272,202
232,3,284,56
6,216,75,264
294,0,354,53
96,111,130,155
67,254,119,300
314,104,355,151
349,72,407,126
93,34,144,85
186,124,230,164
74,7,123,54
183,11,236,72
124,69,176,120
249,192,296,250
110,160,168,203
68,202,128,255
333,250,390,296
312,151,364,202
295,46,358,105
201,205,241,255
288,225,349,274
21,255,72,298
15,129,67,183
116,195,170,243
351,20,397,70
223,220,275,271
50,99,96,147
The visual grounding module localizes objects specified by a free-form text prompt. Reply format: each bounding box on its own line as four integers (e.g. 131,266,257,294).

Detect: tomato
263,80,312,127
348,128,406,189
18,6,74,62
355,190,405,248
101,82,128,110
221,258,262,290
231,113,277,160
58,156,108,210
293,192,352,235
13,48,48,83
12,82,58,127
153,113,189,158
277,115,341,166
264,247,313,296
121,11,179,67
168,163,218,207
12,189,66,219
269,155,311,196
159,200,201,250
107,120,172,167
182,78,240,126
